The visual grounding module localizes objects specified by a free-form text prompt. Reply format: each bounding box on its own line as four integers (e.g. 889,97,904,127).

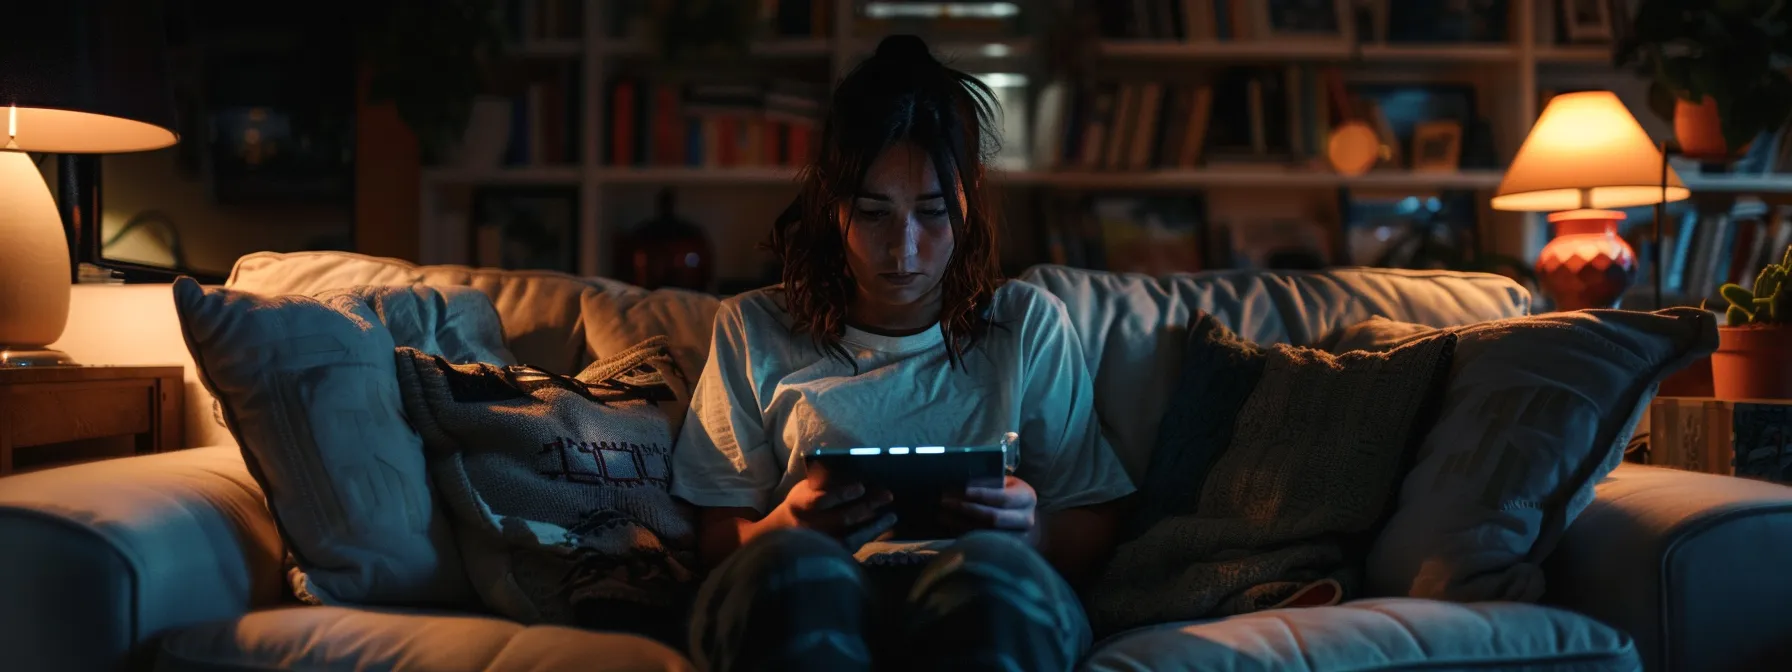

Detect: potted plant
1716,247,1792,400
356,0,512,163
1615,1,1792,161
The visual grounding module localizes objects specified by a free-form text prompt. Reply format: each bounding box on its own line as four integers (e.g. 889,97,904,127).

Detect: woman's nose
889,217,921,259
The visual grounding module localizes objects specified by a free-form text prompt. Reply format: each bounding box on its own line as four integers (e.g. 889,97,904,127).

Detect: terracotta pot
1675,97,1746,162
1712,325,1792,401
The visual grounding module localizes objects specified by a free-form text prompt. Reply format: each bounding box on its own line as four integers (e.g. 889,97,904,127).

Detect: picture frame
1562,0,1613,43
1411,120,1464,173
469,187,579,273
1255,0,1354,45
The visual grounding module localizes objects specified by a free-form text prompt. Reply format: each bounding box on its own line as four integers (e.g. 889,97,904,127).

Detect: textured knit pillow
173,278,514,607
393,336,697,643
1366,307,1717,602
1087,310,1458,637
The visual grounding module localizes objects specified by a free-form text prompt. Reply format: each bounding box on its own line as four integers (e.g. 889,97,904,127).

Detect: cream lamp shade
0,0,180,365
1492,91,1690,212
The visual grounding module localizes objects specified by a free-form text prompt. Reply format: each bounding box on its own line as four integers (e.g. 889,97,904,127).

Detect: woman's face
839,141,961,328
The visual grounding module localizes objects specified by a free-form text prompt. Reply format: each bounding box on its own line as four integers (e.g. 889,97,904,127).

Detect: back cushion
1017,265,1530,481
228,251,722,433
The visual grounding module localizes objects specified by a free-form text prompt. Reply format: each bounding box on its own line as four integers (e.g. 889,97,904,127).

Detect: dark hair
766,34,1003,369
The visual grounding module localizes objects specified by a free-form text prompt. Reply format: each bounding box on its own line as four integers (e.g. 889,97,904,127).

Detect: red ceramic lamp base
1536,209,1636,311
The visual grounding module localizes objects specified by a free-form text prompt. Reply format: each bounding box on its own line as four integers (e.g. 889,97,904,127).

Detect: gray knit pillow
393,336,697,641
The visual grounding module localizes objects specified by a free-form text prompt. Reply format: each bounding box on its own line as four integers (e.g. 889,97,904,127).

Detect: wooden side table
1648,396,1792,484
0,366,184,475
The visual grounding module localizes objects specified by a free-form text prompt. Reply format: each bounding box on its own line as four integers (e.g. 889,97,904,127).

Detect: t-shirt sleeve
1017,291,1137,513
670,301,782,513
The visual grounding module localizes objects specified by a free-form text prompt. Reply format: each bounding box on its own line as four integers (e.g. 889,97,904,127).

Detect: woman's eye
919,208,949,218
855,208,890,220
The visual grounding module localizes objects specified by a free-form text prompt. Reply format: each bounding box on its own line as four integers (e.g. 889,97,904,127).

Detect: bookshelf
418,0,1792,285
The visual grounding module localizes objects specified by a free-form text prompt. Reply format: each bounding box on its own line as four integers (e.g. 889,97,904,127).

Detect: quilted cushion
157,606,691,671
1016,265,1530,481
1082,598,1639,672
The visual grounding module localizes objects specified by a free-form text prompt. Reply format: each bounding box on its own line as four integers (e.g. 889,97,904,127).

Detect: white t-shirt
670,280,1135,515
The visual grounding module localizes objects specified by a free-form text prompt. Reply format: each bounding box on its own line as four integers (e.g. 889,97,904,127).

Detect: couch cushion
1367,308,1717,604
158,606,691,671
1082,598,1639,672
228,251,719,384
1016,264,1530,482
1088,310,1457,636
173,280,511,607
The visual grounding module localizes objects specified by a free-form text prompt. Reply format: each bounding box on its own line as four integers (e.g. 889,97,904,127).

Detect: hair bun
874,34,935,64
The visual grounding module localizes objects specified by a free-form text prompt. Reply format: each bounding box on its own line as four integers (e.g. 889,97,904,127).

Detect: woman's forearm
698,506,795,569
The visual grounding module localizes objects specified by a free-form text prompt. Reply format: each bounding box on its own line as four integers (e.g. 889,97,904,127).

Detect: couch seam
1654,501,1792,671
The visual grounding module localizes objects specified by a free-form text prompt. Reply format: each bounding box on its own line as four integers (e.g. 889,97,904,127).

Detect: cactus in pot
1721,246,1792,327
1714,245,1792,400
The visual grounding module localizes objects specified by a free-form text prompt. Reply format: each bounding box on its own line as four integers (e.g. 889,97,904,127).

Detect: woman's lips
879,272,921,286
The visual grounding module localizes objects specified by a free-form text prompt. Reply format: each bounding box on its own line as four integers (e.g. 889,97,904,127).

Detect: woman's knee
707,527,861,592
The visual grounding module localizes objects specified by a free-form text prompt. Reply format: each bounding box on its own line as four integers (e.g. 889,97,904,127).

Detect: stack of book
603,77,825,169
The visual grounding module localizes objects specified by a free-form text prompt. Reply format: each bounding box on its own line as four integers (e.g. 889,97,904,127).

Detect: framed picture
1256,0,1353,44
1384,0,1508,43
1411,120,1464,172
1562,0,1613,42
469,187,579,272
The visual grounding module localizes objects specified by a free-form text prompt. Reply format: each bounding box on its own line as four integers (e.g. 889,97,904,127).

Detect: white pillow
174,279,514,606
1366,307,1717,602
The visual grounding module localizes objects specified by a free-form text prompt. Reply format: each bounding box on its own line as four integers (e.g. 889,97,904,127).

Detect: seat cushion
157,606,691,672
1081,598,1639,672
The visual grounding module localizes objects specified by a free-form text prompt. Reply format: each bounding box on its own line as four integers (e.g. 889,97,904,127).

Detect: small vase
1536,210,1635,311
1713,324,1792,401
612,189,714,291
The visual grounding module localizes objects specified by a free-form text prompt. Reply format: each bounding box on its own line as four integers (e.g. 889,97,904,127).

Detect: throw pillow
1087,310,1458,637
392,336,698,643
1365,307,1717,602
173,279,515,606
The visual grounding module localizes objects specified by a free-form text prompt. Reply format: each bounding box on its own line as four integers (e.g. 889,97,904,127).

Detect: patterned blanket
394,336,698,644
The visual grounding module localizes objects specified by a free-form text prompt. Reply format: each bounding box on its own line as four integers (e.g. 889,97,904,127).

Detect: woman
671,35,1134,671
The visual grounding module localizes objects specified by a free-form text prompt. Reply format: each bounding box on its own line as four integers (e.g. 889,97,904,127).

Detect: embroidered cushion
393,336,698,643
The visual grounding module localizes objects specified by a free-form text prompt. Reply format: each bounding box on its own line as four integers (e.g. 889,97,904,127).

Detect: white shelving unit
418,0,1792,279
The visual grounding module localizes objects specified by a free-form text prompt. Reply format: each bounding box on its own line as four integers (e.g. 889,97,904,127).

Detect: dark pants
688,528,1093,672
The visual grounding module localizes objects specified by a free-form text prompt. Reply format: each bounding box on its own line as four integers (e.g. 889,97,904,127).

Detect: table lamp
1492,91,1691,311
0,0,180,366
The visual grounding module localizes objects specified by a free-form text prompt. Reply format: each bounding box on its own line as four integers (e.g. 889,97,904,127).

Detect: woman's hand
942,476,1038,539
768,477,897,546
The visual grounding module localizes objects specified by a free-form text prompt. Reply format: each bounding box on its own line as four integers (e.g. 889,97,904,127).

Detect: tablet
803,444,1007,541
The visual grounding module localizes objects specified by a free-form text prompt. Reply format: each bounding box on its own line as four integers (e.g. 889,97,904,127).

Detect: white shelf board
841,37,1034,60
1683,173,1792,194
1099,41,1516,62
424,166,1508,190
595,167,801,185
422,166,581,186
1000,168,1505,190
596,38,832,58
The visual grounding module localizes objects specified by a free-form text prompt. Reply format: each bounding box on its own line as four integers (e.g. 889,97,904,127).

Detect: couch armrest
1544,463,1792,672
0,447,284,671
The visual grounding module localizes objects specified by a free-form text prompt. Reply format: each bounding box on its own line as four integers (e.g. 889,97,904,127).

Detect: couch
1,250,1788,671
